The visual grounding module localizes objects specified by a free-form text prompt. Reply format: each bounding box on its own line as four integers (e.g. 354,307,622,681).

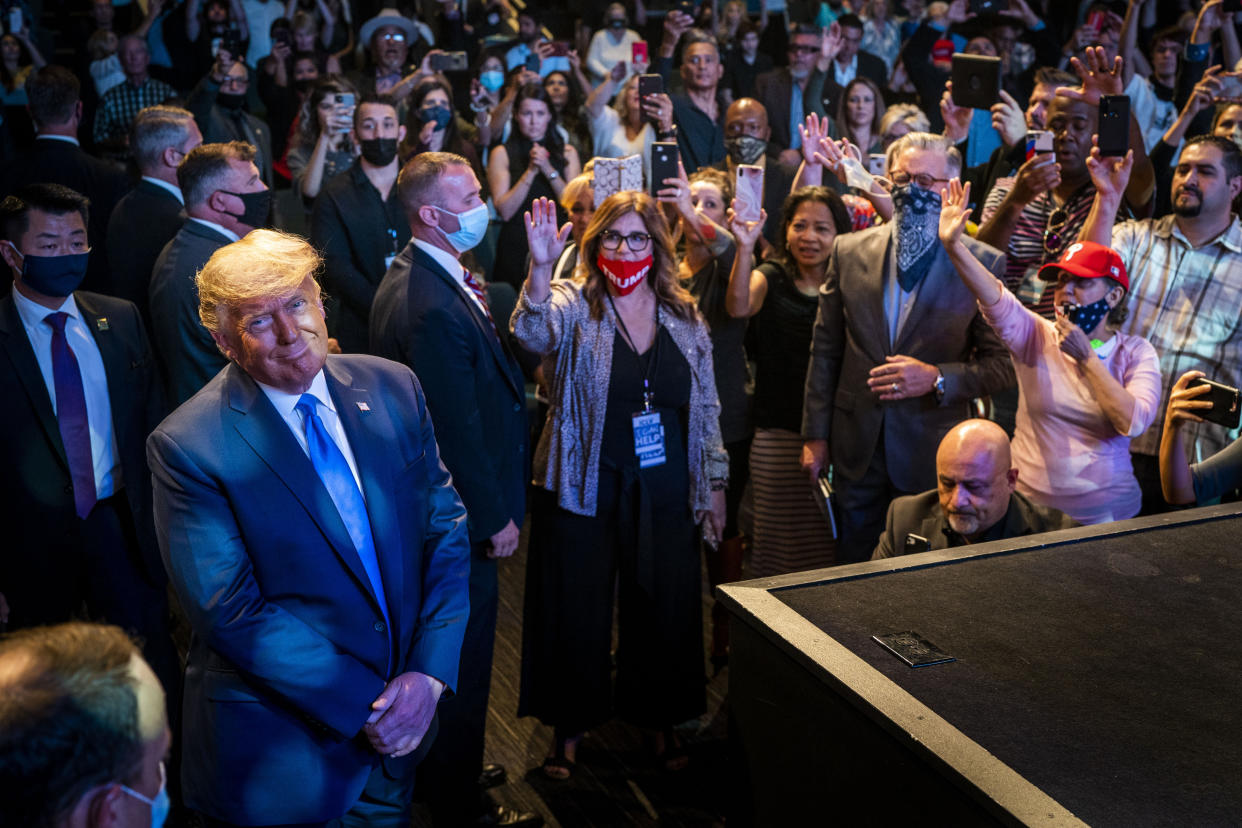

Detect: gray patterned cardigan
510,279,730,518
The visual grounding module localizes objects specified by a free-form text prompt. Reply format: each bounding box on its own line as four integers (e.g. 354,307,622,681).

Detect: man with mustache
1081,133,1242,514
871,419,1074,559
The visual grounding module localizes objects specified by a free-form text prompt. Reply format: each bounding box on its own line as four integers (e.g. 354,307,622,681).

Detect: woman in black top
727,186,852,577
487,82,582,287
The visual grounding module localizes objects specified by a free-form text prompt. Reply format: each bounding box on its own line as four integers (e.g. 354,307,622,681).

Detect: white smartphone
735,164,764,223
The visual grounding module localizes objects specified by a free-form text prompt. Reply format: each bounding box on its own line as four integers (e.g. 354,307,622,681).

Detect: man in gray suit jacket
149,141,270,406
803,133,1016,563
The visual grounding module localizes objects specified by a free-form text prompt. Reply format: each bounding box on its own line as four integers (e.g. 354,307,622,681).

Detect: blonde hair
579,191,698,321
197,229,323,333
559,173,594,212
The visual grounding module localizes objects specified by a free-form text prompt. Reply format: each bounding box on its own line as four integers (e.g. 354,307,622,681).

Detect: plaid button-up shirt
1113,214,1242,461
93,76,176,144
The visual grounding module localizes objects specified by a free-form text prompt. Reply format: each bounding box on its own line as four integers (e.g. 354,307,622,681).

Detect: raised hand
610,60,627,83
991,89,1027,149
1009,153,1062,206
820,21,842,64
940,82,972,143
642,91,674,131
1085,137,1134,200
525,196,572,270
727,202,768,249
798,113,832,167
938,179,972,249
1060,46,1124,106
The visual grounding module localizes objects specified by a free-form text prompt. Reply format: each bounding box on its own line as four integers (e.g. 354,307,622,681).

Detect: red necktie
462,268,499,338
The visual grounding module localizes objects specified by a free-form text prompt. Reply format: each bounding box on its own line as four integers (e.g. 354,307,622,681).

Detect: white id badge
632,412,666,468
1016,264,1048,306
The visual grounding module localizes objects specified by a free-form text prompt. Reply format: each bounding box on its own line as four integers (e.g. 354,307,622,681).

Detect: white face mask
119,761,170,828
433,203,490,253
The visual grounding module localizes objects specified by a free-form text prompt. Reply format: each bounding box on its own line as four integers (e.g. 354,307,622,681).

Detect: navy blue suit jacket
370,242,527,545
147,354,471,824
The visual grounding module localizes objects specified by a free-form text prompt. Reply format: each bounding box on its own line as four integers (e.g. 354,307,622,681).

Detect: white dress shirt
187,217,240,242
142,175,185,205
257,370,366,498
12,288,121,499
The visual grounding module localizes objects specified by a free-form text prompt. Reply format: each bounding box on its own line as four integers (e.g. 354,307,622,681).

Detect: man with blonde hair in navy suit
148,228,470,827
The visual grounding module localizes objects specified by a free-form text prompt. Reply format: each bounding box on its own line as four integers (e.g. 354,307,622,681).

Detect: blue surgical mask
7,242,90,297
120,761,170,828
479,70,504,94
419,104,453,130
434,203,490,253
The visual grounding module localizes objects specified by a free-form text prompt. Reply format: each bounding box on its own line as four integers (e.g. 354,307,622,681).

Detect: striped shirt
981,180,1097,319
93,77,177,144
1113,214,1242,460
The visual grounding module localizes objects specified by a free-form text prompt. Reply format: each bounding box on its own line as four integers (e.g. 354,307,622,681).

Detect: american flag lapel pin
96,317,109,331
357,401,371,413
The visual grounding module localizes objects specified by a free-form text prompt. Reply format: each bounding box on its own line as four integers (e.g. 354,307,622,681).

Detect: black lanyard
607,293,661,414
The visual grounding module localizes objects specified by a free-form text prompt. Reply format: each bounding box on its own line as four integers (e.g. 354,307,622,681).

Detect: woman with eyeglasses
941,180,1161,525
727,185,852,577
513,193,728,779
489,82,582,288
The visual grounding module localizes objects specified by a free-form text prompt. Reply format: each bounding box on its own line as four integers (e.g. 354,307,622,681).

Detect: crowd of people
5,0,1242,824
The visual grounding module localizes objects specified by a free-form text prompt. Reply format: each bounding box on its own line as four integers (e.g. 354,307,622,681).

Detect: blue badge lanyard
607,293,661,414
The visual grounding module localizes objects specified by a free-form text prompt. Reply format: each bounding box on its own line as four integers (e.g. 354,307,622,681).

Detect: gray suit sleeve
802,249,845,440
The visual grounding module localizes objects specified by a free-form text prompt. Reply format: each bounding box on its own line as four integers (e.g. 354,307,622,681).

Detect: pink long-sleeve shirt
980,286,1163,525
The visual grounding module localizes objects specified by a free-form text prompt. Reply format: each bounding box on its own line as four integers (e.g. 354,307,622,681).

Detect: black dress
519,328,706,734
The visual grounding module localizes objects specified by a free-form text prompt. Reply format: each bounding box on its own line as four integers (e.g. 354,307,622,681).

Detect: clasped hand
867,356,939,401
364,671,444,757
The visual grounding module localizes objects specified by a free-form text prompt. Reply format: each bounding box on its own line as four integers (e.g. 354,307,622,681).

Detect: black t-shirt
750,259,820,433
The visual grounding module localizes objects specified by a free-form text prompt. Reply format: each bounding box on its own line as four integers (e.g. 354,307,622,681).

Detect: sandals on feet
542,732,581,781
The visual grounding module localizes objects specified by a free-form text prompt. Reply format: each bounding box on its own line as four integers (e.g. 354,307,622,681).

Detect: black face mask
359,137,399,166
294,78,314,94
217,91,246,111
221,188,271,228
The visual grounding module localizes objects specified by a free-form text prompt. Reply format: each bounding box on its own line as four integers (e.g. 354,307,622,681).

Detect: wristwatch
546,170,559,180
933,369,945,402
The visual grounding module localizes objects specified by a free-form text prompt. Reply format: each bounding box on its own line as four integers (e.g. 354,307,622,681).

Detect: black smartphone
950,53,1002,110
220,30,243,60
1098,95,1130,157
968,0,1005,12
272,28,292,48
638,74,664,124
525,54,541,73
430,51,469,72
650,142,680,196
1189,377,1241,429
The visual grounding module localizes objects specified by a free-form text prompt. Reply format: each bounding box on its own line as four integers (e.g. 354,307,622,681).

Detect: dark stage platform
719,502,1242,827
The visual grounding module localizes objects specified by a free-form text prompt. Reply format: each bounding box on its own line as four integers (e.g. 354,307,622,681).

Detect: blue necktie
295,394,390,627
45,312,96,519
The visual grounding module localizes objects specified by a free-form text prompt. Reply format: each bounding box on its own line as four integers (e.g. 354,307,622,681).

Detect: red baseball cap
1037,241,1129,291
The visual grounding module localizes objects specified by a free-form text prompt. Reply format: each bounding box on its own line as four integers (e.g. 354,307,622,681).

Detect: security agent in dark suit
187,50,274,187
371,152,540,828
147,229,471,827
311,95,412,355
106,105,203,329
0,183,177,716
872,419,1076,559
802,133,1016,563
0,65,128,295
149,141,270,407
